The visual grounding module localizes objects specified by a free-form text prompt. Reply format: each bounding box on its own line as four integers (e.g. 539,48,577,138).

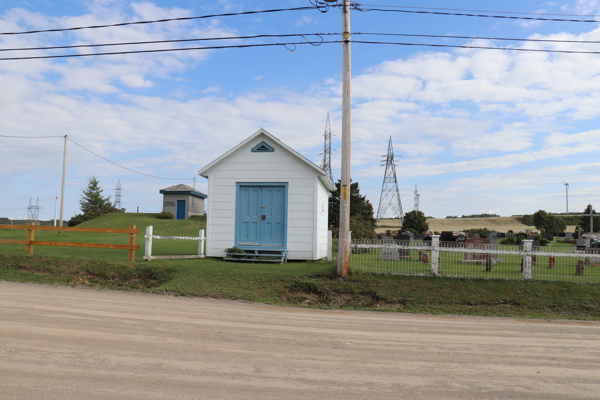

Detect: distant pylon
114,180,122,209
414,185,420,212
26,197,41,224
376,136,404,219
320,113,334,183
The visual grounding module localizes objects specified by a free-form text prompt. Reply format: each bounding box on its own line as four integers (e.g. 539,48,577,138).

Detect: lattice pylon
320,113,334,183
114,180,122,209
376,136,404,219
414,185,420,212
26,197,41,224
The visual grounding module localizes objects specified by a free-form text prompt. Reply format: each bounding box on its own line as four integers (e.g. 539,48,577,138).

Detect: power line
355,32,600,45
0,40,335,61
0,134,64,138
352,40,600,55
67,138,192,181
357,4,600,18
360,7,600,23
0,33,336,52
0,6,323,36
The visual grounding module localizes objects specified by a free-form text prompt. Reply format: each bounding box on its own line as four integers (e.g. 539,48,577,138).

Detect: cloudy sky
2,0,600,221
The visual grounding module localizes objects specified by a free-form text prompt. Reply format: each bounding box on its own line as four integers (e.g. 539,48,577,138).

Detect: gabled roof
159,184,207,198
198,128,334,190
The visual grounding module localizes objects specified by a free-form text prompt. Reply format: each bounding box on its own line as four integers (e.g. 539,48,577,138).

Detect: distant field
377,216,576,233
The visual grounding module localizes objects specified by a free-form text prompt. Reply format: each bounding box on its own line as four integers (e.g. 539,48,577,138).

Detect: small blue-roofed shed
159,184,207,220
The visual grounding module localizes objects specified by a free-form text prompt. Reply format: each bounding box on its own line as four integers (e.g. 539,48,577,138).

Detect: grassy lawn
1,214,599,320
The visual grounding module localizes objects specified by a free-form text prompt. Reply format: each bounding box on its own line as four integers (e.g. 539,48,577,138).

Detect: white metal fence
143,226,205,261
351,236,600,283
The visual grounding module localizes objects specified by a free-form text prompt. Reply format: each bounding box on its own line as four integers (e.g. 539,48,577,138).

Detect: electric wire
359,7,600,23
356,4,600,18
354,32,600,45
0,40,336,61
67,138,192,181
0,33,333,52
0,134,64,138
352,40,600,55
0,6,323,36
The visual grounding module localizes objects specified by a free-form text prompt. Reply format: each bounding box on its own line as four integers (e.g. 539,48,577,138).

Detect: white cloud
294,16,313,27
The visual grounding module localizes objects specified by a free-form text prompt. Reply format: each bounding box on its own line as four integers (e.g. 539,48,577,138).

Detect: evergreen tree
80,177,112,213
328,181,377,239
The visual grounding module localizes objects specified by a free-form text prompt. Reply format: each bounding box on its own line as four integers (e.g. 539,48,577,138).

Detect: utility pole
563,181,569,213
59,135,68,227
337,0,352,278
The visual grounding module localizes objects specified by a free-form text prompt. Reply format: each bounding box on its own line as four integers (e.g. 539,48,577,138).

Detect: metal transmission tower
114,180,122,209
26,197,42,224
376,136,404,219
414,185,420,212
320,113,334,183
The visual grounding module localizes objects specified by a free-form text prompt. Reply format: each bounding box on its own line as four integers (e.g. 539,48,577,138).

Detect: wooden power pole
337,0,352,278
59,134,68,227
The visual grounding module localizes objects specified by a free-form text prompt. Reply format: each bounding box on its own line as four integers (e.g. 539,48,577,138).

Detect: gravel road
1,281,599,399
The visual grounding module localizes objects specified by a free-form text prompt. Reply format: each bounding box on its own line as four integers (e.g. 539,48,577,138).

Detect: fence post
27,222,36,255
145,226,153,260
327,230,333,262
128,225,136,262
198,229,205,257
431,234,440,275
523,239,533,280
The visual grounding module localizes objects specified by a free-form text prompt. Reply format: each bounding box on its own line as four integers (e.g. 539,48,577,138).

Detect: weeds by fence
351,236,600,283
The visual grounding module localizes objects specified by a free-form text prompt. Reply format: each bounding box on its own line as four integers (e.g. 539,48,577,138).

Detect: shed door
176,200,186,220
237,185,285,247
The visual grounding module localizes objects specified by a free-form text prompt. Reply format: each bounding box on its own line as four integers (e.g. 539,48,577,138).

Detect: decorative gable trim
251,141,274,153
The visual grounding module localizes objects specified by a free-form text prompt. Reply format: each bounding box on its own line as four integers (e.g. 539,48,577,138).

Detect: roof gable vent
251,141,274,153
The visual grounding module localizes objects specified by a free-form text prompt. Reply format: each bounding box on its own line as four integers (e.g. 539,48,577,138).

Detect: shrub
500,235,516,245
156,211,173,220
539,238,549,246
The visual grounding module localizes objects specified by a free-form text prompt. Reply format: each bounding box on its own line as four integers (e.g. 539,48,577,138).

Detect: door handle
260,215,266,220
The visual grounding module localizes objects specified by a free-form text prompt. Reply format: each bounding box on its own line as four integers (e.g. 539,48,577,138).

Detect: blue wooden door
237,185,285,247
238,186,262,246
260,186,285,247
176,200,185,220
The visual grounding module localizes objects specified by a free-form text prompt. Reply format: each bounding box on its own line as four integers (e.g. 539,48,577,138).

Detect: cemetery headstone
576,260,585,276
440,231,454,242
543,232,553,241
462,238,491,264
576,238,590,251
565,233,573,239
415,233,426,240
380,238,400,261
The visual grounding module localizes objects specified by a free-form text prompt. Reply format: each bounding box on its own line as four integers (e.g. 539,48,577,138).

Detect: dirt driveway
1,281,599,399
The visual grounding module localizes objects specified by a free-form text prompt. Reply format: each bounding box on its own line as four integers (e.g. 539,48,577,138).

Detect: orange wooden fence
0,223,140,262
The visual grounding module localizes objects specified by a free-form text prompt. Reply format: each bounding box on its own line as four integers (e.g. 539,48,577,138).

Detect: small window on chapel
251,141,274,152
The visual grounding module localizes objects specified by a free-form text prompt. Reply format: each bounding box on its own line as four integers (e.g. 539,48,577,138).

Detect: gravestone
543,232,553,241
565,233,573,239
490,230,497,238
559,233,566,238
462,238,491,264
440,231,454,242
576,238,590,251
576,260,585,276
497,232,506,238
415,233,426,240
380,238,399,261
396,233,413,256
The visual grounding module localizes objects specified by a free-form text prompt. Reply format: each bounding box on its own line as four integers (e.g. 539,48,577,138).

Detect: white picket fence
143,226,205,261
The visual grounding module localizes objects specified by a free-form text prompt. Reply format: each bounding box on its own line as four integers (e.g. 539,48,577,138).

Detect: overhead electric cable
360,7,600,23
0,6,323,36
0,33,334,52
68,138,191,181
0,40,336,61
355,32,600,45
0,134,64,138
357,4,600,17
352,40,600,54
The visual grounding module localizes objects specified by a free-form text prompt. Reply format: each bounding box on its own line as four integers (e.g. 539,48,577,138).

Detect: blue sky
2,0,600,221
